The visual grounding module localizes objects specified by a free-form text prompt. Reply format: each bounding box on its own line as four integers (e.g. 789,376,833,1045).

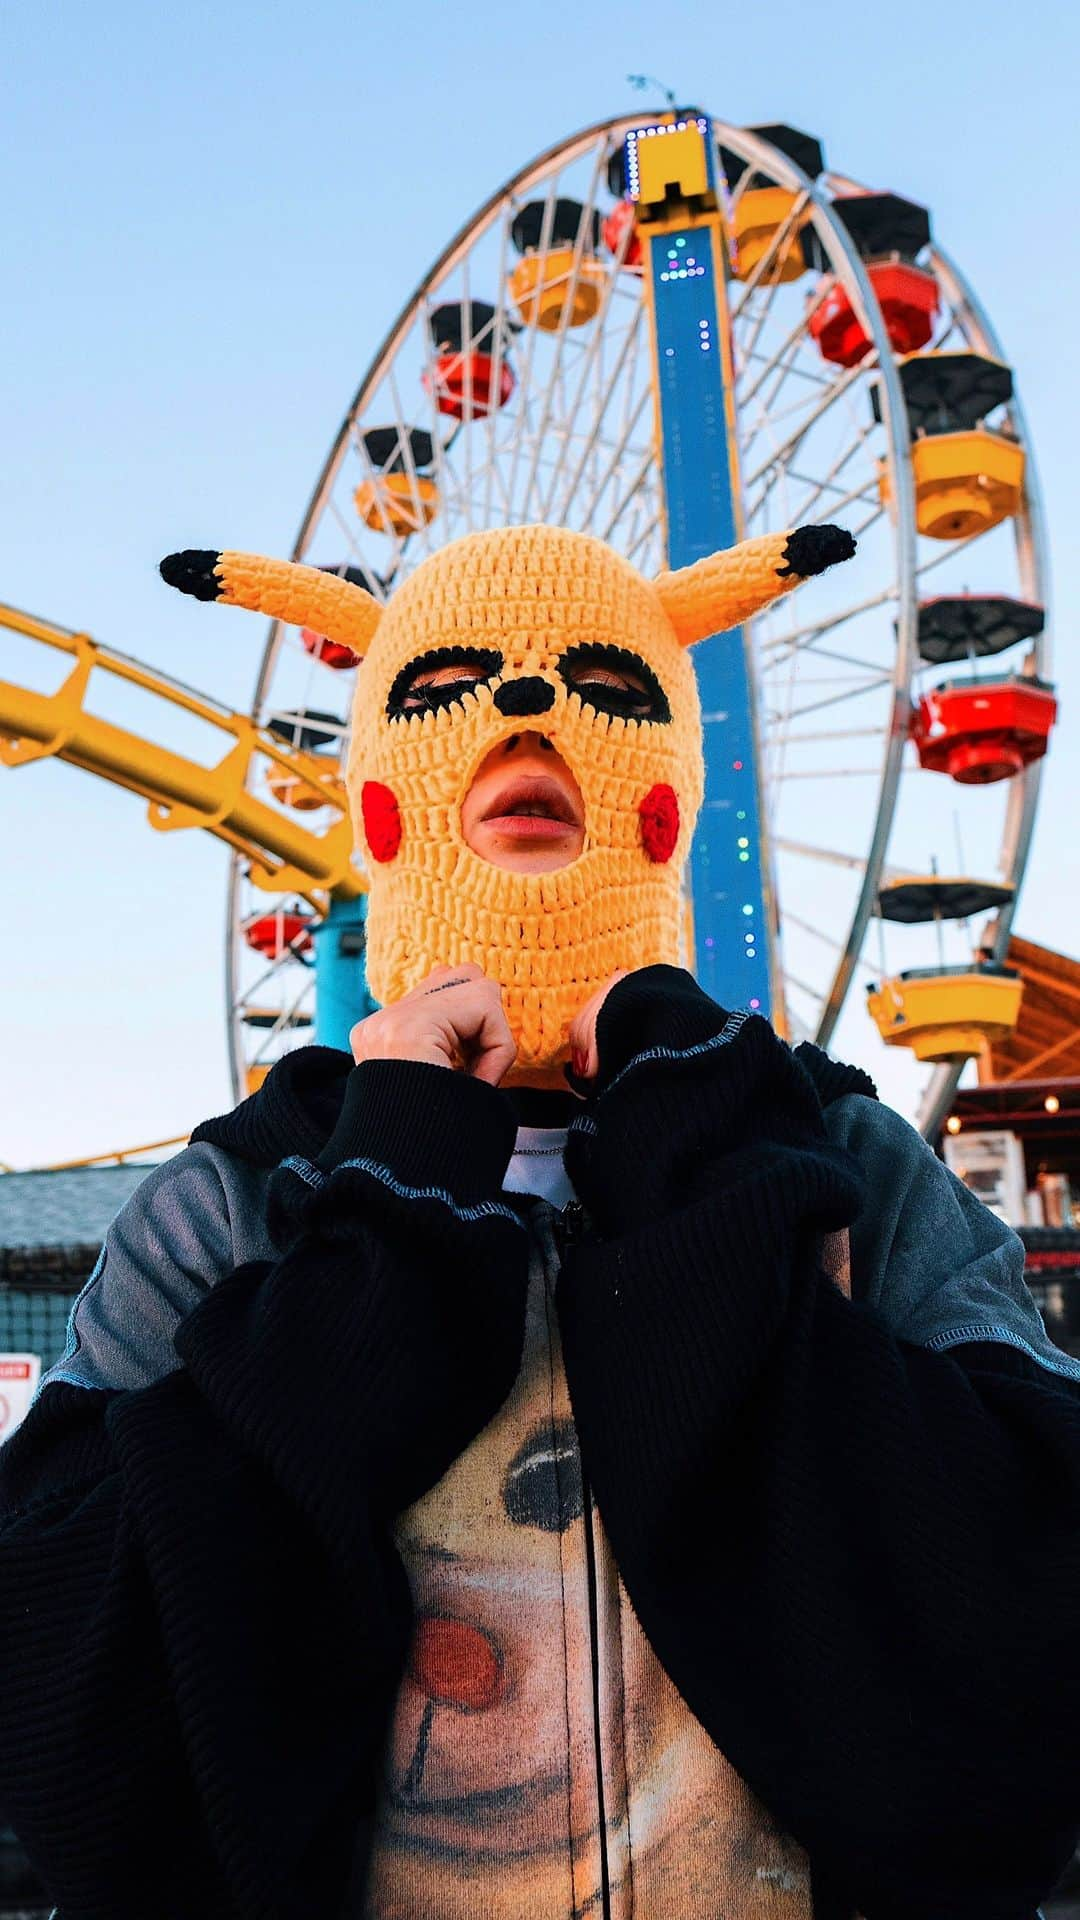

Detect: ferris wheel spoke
597,442,655,543
782,967,827,1008
739,351,833,414
733,258,802,383
845,500,886,541
761,580,899,655
765,419,879,524
780,906,868,961
481,213,515,525
322,494,374,571
770,765,882,779
775,836,867,871
502,171,568,516
540,292,644,524
456,250,480,527
567,382,653,535
767,632,893,678
772,675,893,724
769,723,886,744
519,147,610,523
915,522,993,577
809,476,881,523
240,964,317,1044
238,945,310,1008
739,349,827,453
624,507,662,564
736,286,831,411
746,332,857,450
737,360,864,495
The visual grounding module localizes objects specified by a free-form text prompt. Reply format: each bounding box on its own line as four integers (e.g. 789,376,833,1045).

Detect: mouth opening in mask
459,733,587,873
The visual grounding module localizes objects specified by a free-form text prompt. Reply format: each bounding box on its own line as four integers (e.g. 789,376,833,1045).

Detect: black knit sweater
1,967,1078,1920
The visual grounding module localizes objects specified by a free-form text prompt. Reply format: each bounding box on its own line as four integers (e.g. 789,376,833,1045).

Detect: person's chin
469,826,583,873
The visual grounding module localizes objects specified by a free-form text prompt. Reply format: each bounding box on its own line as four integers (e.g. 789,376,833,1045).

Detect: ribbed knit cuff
567,983,834,1236
586,964,731,1094
190,1045,352,1166
315,1058,518,1200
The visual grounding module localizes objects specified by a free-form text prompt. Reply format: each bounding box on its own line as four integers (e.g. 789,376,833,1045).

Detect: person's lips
479,774,581,837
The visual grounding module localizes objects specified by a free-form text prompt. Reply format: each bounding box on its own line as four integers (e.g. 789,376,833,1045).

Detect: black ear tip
159,549,224,601
778,524,857,580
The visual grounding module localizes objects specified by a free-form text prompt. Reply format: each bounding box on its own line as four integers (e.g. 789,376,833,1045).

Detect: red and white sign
0,1355,41,1439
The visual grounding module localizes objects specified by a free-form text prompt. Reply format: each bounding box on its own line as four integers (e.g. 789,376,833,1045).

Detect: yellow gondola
881,429,1025,540
877,351,1025,540
508,198,605,330
731,188,808,283
718,124,823,284
355,427,440,536
354,471,440,536
866,964,1023,1062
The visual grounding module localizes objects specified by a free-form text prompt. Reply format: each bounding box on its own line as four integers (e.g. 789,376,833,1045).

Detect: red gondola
243,911,315,959
808,191,938,368
810,261,939,368
422,301,515,420
912,676,1057,784
601,197,642,268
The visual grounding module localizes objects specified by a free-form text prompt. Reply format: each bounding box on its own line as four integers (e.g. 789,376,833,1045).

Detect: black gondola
917,596,1045,665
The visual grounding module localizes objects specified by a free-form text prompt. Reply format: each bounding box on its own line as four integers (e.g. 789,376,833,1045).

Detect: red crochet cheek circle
638,783,680,863
361,781,402,862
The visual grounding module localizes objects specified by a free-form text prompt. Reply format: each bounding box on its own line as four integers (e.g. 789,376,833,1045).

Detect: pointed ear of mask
159,549,383,660
654,525,856,646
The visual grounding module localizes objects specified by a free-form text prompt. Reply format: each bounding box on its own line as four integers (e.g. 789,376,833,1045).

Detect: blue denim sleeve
825,1092,1080,1386
36,1144,276,1396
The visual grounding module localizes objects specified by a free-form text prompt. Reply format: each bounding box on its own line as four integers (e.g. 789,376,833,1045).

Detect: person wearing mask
2,522,1079,1920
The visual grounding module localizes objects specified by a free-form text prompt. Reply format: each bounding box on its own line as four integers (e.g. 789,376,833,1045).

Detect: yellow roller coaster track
0,602,365,909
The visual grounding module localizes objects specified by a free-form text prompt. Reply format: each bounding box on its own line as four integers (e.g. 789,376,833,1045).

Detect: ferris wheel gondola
228,113,1051,1131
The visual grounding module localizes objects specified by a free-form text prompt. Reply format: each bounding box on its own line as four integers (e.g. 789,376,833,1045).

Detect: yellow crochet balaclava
161,522,853,1068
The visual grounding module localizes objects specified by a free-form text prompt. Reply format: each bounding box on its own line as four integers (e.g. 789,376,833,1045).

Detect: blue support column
313,895,376,1050
644,210,776,1020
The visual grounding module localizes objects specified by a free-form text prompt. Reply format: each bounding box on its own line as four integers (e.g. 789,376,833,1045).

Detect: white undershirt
502,1125,576,1209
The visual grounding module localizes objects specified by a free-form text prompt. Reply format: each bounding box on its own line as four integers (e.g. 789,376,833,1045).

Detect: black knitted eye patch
557,644,671,724
387,646,503,720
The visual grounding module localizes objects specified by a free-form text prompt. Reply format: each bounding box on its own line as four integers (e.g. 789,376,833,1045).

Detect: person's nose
497,730,556,755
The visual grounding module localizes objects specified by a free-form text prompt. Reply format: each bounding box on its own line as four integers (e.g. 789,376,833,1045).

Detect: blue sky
2,0,1078,1164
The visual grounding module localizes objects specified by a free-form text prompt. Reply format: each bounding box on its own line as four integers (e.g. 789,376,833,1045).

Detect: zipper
580,1467,613,1920
551,1197,612,1920
553,1197,587,1249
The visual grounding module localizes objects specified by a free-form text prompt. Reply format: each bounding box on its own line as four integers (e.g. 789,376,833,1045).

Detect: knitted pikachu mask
162,522,853,1068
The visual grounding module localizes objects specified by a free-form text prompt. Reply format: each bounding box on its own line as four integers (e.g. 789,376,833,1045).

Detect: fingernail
571,1046,588,1079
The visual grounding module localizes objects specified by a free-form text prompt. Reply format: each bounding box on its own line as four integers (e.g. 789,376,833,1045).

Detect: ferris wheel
231,112,1051,1130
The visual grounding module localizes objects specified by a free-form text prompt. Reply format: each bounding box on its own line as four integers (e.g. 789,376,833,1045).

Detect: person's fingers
349,968,514,1079
568,970,630,1080
469,1028,518,1086
440,978,516,1085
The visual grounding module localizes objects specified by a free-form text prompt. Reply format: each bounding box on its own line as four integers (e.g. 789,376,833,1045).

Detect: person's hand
349,963,516,1087
566,970,630,1083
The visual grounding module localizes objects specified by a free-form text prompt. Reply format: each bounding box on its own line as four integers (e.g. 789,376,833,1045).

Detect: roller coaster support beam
0,604,364,909
631,112,779,1024
313,897,375,1044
